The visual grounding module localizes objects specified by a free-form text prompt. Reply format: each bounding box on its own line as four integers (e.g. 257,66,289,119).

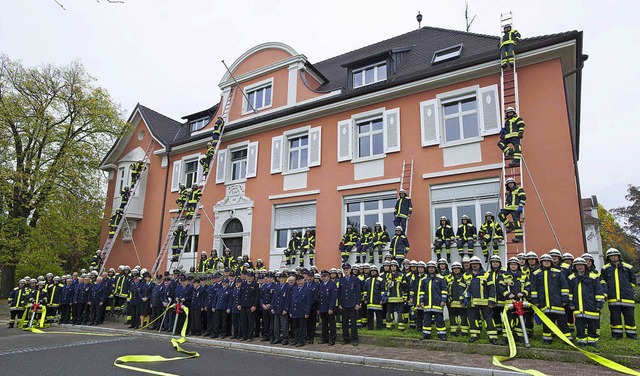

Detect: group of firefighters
7,248,636,351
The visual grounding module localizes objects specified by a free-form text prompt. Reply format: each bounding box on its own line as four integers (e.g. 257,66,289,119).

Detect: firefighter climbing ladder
99,139,156,274
399,159,414,235
151,86,238,275
498,11,526,258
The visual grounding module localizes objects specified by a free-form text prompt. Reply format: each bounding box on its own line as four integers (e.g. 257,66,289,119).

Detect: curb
58,324,522,376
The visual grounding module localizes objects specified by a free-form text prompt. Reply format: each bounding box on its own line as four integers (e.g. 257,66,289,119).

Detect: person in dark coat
237,271,260,341
272,274,293,345
290,274,312,347
338,263,361,346
318,270,338,345
190,279,206,336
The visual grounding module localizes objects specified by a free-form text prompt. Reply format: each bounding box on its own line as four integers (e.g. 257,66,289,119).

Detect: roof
199,26,582,143
137,104,184,146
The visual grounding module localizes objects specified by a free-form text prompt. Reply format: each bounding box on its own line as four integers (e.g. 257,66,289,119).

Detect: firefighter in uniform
498,107,525,167
176,183,189,212
199,142,216,176
108,208,124,238
301,229,316,267
465,256,499,344
479,212,503,262
339,225,358,264
568,257,604,349
420,261,448,341
500,23,521,68
171,223,188,262
393,188,413,231
389,226,410,264
456,215,477,257
197,251,209,273
8,279,27,328
498,257,530,344
356,225,373,264
89,250,102,270
338,263,361,346
119,186,131,210
130,160,144,187
433,216,455,262
530,254,572,344
499,178,526,243
487,255,505,338
47,276,63,322
447,261,468,336
364,265,384,330
371,222,390,264
285,230,302,266
185,183,202,219
384,260,405,330
211,116,224,145
600,248,637,339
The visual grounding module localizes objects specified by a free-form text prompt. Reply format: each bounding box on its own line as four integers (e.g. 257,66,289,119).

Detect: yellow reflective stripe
578,281,583,314
428,279,433,307
544,270,550,310
494,305,640,376
615,268,620,302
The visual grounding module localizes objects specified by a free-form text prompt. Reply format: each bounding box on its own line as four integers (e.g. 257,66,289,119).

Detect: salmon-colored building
99,27,586,272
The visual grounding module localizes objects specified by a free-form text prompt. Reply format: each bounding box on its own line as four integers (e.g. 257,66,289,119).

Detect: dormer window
432,44,463,65
190,117,209,132
244,78,274,114
353,62,387,88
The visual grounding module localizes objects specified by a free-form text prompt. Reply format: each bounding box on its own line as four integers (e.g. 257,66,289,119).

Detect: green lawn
359,304,640,358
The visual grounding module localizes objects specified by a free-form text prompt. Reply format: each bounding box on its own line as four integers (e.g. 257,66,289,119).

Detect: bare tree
52,0,124,10
465,1,476,32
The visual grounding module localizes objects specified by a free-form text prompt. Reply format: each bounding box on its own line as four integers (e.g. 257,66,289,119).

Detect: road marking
0,336,133,357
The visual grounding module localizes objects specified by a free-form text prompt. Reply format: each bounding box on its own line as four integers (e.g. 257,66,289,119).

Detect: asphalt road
0,328,429,375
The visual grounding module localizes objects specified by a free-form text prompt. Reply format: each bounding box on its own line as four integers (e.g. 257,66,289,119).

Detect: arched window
224,219,243,234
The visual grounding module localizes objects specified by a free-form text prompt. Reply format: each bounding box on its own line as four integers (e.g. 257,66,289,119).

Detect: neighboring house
99,26,587,272
581,195,604,269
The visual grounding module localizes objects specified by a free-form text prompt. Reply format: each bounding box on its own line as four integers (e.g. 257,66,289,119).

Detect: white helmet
506,107,516,114
505,178,516,185
469,256,482,264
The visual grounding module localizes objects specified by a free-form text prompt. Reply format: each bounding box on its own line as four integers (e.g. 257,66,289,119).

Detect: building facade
99,26,586,272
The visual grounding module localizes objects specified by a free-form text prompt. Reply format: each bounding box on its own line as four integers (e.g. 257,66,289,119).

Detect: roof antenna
416,11,422,29
465,1,476,32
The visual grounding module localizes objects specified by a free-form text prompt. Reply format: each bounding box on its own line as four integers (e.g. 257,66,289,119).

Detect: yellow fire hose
493,305,640,376
24,303,199,376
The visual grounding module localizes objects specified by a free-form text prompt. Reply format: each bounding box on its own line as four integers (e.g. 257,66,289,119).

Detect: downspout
563,51,588,252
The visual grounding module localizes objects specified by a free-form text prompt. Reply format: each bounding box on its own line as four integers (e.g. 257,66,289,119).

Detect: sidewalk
57,319,621,376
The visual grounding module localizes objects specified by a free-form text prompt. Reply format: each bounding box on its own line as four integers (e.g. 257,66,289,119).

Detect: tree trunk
0,264,16,299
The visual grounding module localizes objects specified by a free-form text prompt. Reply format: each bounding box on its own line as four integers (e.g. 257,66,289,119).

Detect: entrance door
223,219,244,260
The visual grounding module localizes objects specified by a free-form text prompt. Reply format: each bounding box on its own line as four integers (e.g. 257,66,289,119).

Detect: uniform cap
342,263,351,269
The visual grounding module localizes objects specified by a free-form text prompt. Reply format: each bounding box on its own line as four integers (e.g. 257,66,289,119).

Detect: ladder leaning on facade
498,11,526,259
399,159,414,235
99,139,156,274
151,86,237,275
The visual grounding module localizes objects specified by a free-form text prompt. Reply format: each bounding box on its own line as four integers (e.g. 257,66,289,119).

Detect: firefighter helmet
562,253,574,260
395,226,403,231
572,257,587,266
19,279,26,284
383,260,391,266
539,254,553,262
409,260,418,267
516,252,526,259
490,255,502,263
461,215,469,220
507,257,520,265
462,255,471,263
505,178,516,185
525,251,538,260
485,211,494,218
417,261,427,268
390,260,399,267
469,256,482,264
581,253,594,262
362,263,370,269
451,262,463,270
439,216,447,221
426,260,437,269
605,248,621,257
506,106,516,114
370,265,379,271
437,258,448,265
549,249,562,258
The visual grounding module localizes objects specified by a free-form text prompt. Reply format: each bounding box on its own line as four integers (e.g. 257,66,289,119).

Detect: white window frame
243,78,274,114
356,116,385,159
182,158,199,188
342,190,397,234
351,107,386,163
430,179,500,237
353,61,387,88
272,201,316,254
282,125,311,174
230,147,248,182
432,44,463,64
288,134,309,172
117,166,127,193
437,85,483,148
190,117,209,132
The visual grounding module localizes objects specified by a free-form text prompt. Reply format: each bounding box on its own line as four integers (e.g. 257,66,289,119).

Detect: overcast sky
2,0,638,210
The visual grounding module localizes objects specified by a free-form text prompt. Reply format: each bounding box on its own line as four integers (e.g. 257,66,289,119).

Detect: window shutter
479,85,500,136
383,108,401,153
308,126,322,167
274,204,316,229
247,141,259,178
215,149,227,184
170,160,182,192
270,135,283,174
196,153,203,184
337,119,353,162
420,99,440,146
